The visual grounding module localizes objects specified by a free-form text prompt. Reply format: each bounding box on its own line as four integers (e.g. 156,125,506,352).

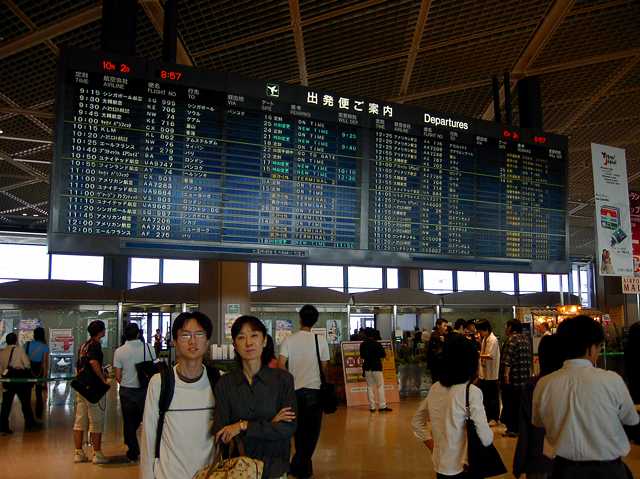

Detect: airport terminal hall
2,0,640,478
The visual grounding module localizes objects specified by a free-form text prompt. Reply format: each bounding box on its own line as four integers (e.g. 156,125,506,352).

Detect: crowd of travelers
1,310,639,478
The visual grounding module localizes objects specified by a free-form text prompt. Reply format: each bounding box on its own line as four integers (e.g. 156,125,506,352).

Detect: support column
398,267,420,289
103,256,129,290
199,260,250,344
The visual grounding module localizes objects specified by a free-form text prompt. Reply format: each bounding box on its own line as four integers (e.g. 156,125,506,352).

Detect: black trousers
479,379,500,422
119,386,147,458
500,384,524,433
0,385,35,430
551,456,632,479
290,388,323,479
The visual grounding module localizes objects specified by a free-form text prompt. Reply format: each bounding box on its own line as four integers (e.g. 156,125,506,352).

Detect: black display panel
49,48,569,272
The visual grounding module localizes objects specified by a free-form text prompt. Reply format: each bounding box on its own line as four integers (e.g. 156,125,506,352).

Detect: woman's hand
424,439,434,451
215,422,243,444
271,407,296,424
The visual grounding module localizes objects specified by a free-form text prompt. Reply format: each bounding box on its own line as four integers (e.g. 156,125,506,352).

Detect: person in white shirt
533,315,639,479
278,304,330,479
113,322,156,462
141,312,217,479
477,319,500,424
412,334,493,478
0,333,36,434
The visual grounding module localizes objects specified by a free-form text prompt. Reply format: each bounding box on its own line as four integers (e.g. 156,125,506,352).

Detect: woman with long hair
213,316,297,479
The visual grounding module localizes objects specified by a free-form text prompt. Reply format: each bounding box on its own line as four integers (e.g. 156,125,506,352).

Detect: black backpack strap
155,362,175,459
26,341,31,356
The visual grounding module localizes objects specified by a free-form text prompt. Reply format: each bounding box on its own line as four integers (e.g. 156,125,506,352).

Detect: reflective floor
1,383,640,479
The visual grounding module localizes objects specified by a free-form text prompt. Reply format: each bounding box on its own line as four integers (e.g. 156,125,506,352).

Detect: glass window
489,272,515,294
519,273,543,293
0,244,49,280
250,263,258,292
51,254,103,282
386,268,398,288
306,265,344,290
130,282,155,289
572,268,580,295
130,257,160,284
347,266,383,292
162,259,199,283
423,270,453,293
546,274,561,292
457,271,485,291
262,263,302,287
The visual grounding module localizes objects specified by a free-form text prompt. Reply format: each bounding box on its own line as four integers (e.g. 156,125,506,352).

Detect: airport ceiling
0,0,638,261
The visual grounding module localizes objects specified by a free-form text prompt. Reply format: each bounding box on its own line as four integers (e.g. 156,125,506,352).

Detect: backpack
154,361,221,459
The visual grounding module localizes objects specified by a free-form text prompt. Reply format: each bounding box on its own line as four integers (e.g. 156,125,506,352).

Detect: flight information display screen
50,48,568,272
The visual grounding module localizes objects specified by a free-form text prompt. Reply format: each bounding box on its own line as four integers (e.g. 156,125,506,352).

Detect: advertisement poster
18,318,42,345
592,143,633,276
50,328,75,355
262,319,273,338
340,340,400,407
275,320,293,345
326,319,342,344
630,191,640,275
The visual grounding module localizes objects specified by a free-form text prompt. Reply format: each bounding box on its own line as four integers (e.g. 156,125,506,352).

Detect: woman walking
214,315,297,479
412,334,494,478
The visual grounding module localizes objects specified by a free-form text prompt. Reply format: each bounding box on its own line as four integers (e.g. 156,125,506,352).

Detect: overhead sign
591,143,633,276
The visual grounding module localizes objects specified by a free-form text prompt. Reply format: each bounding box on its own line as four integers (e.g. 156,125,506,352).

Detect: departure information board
50,48,569,272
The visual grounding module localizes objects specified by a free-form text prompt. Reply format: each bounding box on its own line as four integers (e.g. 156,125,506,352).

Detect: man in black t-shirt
73,320,109,464
360,328,391,412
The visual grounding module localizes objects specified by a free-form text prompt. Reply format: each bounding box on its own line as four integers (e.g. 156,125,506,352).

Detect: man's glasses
177,331,208,342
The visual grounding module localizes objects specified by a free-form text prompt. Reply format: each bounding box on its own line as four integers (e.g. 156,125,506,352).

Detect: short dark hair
6,332,17,345
172,312,213,340
439,334,479,387
538,334,565,376
435,318,448,327
33,326,46,343
556,315,604,359
454,319,466,330
506,319,523,334
88,320,106,337
299,304,319,328
465,320,476,329
124,323,140,341
476,319,492,333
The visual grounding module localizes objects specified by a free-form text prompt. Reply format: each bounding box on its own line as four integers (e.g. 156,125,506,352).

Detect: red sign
630,191,640,274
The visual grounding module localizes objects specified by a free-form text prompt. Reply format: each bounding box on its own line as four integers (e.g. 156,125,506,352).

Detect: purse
193,438,264,479
135,341,161,388
315,334,338,414
465,382,506,478
70,341,110,404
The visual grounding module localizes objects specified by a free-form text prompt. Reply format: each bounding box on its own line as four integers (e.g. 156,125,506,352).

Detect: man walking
0,332,37,434
114,323,156,462
427,318,448,383
360,328,391,413
477,319,500,425
501,319,531,436
278,304,330,479
533,315,638,478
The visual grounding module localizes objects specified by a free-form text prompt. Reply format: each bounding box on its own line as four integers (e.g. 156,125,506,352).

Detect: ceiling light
21,213,27,216
0,129,3,134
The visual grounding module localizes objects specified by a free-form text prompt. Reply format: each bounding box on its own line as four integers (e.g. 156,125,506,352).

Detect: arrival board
49,48,568,272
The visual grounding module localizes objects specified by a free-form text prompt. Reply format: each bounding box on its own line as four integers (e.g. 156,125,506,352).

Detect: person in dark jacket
513,334,564,479
624,321,640,403
214,315,297,479
427,319,448,382
360,328,391,413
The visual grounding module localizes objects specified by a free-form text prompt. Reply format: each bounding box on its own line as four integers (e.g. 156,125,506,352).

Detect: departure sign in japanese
49,48,568,272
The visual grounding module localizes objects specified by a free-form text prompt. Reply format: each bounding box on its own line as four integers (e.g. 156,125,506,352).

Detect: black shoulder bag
135,341,161,388
465,382,506,478
71,341,110,403
315,334,337,414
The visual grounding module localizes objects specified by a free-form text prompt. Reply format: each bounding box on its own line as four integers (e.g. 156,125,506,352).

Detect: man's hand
272,407,296,424
424,439,434,451
215,422,243,444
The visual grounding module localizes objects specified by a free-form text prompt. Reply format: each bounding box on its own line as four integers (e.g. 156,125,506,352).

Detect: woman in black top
214,315,297,479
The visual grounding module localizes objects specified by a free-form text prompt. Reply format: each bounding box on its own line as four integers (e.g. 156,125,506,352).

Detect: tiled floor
1,384,640,478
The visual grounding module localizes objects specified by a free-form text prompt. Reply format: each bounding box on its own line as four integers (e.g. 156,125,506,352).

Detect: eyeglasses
177,331,208,342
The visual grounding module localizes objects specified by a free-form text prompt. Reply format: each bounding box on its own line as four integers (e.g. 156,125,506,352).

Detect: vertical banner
341,340,400,407
630,191,640,275
591,143,633,276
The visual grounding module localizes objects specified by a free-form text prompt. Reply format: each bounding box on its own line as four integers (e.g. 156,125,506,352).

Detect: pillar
199,260,250,343
398,267,420,289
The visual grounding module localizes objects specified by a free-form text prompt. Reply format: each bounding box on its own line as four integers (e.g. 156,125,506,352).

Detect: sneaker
370,409,376,413
73,449,89,463
126,451,139,463
92,451,109,464
378,407,393,412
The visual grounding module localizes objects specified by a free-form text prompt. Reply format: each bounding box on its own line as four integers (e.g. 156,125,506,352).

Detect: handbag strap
314,334,326,385
6,346,15,369
465,381,471,420
143,340,152,361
